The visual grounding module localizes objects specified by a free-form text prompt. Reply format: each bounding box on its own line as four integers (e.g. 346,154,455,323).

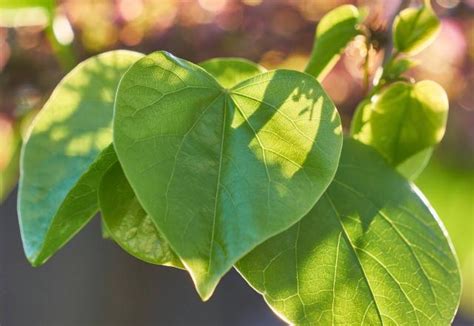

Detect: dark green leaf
305,5,361,81
393,5,440,55
99,162,183,268
236,139,461,325
350,81,448,167
18,50,143,266
114,51,343,300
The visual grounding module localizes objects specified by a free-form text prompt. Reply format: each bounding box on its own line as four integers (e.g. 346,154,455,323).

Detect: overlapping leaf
98,58,265,266
236,139,461,325
99,161,183,268
113,51,343,300
351,81,448,168
18,50,143,265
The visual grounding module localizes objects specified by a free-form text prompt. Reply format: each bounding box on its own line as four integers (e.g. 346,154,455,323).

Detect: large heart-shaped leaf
236,139,461,325
393,5,440,55
98,58,265,265
350,81,448,167
305,4,361,81
18,50,143,266
113,51,343,300
99,161,183,268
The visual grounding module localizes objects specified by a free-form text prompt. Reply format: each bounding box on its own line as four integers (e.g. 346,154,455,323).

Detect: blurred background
0,0,473,325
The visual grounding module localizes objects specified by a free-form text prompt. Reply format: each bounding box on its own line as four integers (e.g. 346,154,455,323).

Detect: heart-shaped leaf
99,161,183,268
350,81,448,167
236,139,461,325
350,98,433,180
113,51,343,300
305,4,361,81
393,5,440,55
18,50,143,266
99,58,265,265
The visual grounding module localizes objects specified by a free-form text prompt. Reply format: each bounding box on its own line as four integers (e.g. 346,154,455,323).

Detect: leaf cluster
17,3,461,324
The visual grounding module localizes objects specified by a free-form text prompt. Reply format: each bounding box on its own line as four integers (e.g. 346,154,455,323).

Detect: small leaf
114,51,343,300
99,162,183,268
351,80,448,167
305,5,361,81
236,139,461,325
18,50,143,266
393,5,441,55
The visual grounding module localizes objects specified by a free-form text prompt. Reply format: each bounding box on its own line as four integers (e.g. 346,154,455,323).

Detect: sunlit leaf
351,81,448,167
114,51,343,300
98,57,264,271
99,161,184,268
305,5,361,81
18,50,143,266
236,139,461,325
393,5,440,55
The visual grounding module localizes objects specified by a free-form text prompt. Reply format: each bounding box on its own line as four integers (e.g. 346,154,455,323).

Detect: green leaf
99,162,184,268
416,158,474,313
99,57,263,267
393,5,441,55
305,5,361,81
114,51,343,300
18,50,143,266
236,139,461,325
199,57,266,88
350,80,448,167
98,57,263,268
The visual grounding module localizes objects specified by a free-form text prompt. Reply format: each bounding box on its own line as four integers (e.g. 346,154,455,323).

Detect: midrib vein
207,94,228,274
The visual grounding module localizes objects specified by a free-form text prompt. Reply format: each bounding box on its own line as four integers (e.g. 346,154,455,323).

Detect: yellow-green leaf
305,5,361,81
351,81,448,167
393,5,441,55
236,139,461,325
